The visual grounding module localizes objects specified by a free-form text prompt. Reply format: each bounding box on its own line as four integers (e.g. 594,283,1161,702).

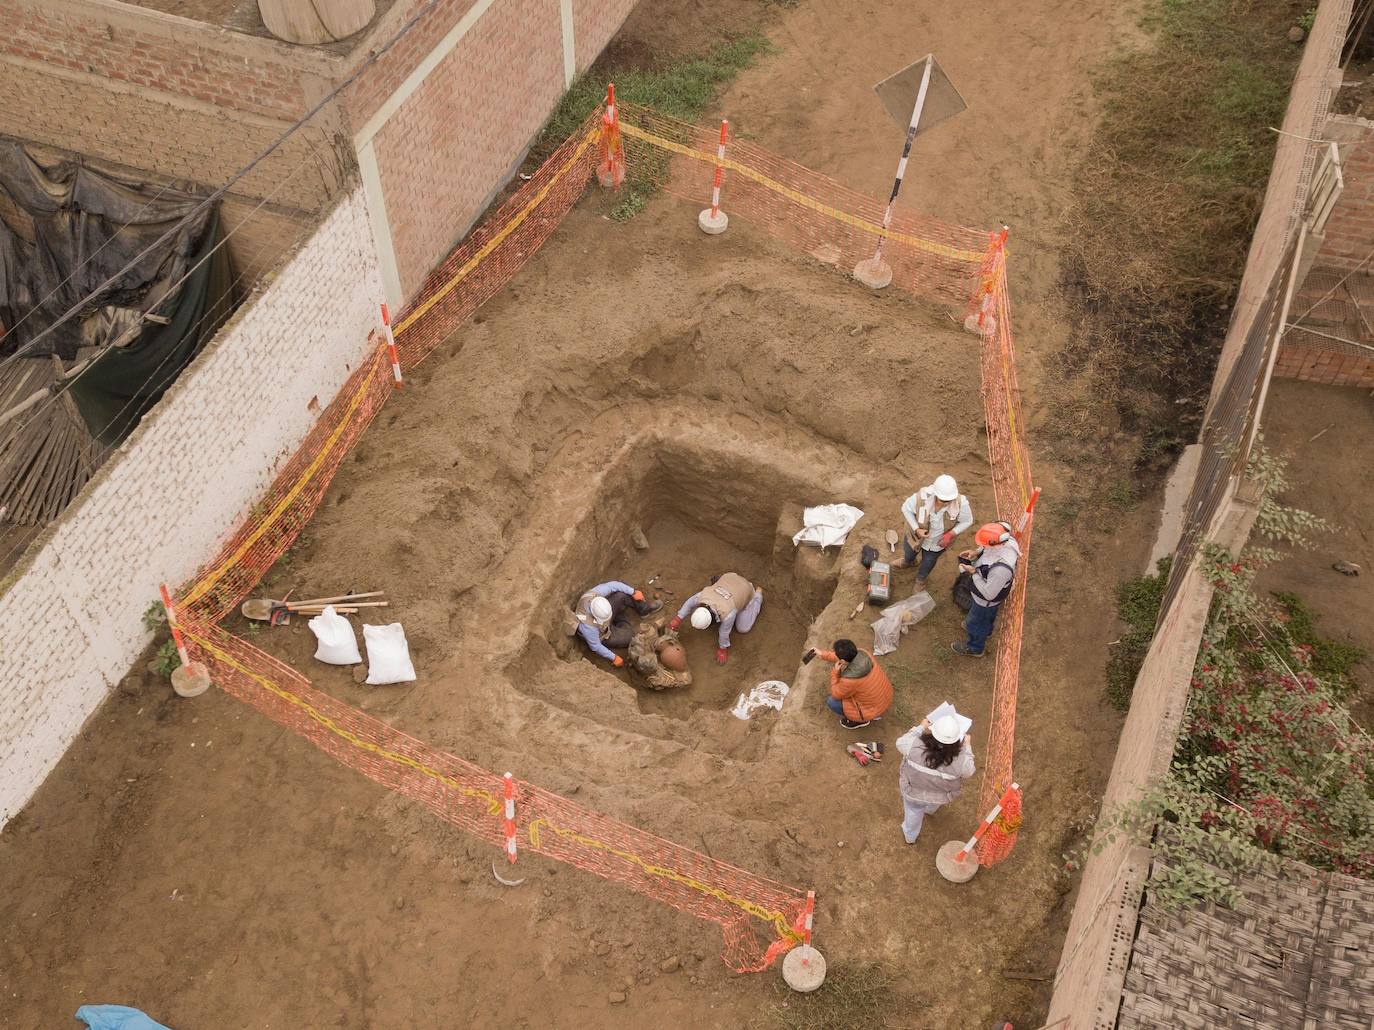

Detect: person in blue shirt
572,580,662,665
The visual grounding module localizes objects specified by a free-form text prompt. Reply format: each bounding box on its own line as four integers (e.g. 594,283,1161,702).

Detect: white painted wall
0,185,383,827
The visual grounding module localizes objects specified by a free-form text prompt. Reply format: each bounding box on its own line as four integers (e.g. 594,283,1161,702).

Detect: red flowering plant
1072,450,1371,907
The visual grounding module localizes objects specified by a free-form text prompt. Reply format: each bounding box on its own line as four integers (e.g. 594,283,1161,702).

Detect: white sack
731,679,789,720
871,590,936,656
308,605,361,665
791,503,865,549
363,622,417,685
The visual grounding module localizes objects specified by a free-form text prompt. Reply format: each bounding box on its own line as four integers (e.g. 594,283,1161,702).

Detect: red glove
715,647,728,665
669,616,682,631
612,655,624,667
632,590,645,601
939,530,955,548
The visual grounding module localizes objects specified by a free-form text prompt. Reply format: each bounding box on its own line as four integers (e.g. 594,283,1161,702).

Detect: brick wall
571,0,636,73
369,0,566,294
0,186,383,828
1314,116,1374,273
1275,341,1374,386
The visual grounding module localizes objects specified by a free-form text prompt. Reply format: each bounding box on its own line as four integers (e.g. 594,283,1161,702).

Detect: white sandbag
731,679,789,720
308,605,361,665
363,622,416,685
791,503,865,549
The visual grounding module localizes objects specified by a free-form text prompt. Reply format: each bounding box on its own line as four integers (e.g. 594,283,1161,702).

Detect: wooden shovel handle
290,590,385,606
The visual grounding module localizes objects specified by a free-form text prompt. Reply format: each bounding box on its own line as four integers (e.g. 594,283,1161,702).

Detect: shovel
241,591,385,621
885,529,899,554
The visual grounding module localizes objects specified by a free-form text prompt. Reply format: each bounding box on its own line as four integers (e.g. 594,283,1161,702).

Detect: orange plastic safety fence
975,262,1035,867
178,618,806,970
617,103,989,307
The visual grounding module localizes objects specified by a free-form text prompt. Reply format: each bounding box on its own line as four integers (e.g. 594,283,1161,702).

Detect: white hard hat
589,596,613,623
690,606,714,630
933,474,959,502
931,714,962,744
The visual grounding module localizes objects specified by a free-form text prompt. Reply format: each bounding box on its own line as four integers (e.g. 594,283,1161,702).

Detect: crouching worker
897,713,975,843
572,580,662,666
670,572,762,665
806,639,893,729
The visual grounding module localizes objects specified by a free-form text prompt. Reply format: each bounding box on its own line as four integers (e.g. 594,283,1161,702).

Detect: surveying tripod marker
160,583,211,698
855,54,966,291
937,782,1020,883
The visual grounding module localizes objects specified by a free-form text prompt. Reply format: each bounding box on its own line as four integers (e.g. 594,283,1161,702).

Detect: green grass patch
1272,591,1367,696
751,962,896,1030
1054,0,1300,481
1107,557,1171,709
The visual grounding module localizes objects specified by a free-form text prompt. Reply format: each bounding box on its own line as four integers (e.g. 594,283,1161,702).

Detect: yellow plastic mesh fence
617,103,990,307
178,618,807,971
170,99,1036,973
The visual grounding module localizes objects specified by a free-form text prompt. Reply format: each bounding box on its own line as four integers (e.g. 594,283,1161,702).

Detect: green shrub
1106,557,1171,709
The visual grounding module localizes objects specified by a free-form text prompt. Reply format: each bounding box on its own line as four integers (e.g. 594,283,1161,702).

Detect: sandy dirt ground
1255,379,1374,722
0,1,1159,1027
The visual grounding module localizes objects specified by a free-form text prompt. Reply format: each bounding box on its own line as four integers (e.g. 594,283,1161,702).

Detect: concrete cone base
963,313,998,336
782,945,827,992
171,661,212,698
698,208,729,234
853,257,893,290
936,840,980,883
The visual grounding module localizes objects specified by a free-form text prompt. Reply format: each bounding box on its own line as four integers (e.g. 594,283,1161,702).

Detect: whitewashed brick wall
0,185,383,827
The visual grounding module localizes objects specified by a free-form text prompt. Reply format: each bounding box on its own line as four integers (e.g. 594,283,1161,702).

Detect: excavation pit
540,438,846,724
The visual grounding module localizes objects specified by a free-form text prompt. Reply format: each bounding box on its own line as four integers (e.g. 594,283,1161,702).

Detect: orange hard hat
975,521,1013,548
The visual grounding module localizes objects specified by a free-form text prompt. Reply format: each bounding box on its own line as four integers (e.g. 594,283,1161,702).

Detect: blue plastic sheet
75,1005,172,1030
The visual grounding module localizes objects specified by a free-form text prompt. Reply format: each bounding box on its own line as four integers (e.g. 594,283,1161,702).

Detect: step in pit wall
0,187,383,827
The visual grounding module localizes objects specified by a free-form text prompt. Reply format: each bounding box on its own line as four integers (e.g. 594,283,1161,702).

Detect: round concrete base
171,661,212,699
936,840,980,883
782,945,827,992
698,208,729,234
852,257,893,290
492,860,526,887
963,313,998,336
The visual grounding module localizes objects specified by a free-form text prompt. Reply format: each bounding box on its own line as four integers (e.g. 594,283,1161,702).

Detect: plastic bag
730,680,789,720
308,606,361,665
363,623,416,685
76,1006,173,1030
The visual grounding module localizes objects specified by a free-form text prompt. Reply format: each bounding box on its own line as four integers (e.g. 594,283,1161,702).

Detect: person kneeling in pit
670,572,763,665
807,638,893,729
572,580,662,666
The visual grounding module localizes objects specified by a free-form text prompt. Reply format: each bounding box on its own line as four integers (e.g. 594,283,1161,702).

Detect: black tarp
0,140,236,444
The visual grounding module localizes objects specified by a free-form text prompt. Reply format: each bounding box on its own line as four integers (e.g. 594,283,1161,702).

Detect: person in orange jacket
806,638,894,729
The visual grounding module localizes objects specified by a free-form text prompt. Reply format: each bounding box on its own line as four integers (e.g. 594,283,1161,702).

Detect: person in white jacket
896,474,973,591
898,713,976,843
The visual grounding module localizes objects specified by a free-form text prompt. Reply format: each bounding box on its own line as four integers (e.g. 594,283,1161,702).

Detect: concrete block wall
1316,116,1374,273
0,186,383,828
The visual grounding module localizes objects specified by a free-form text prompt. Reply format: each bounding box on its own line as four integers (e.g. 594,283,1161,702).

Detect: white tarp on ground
791,503,865,549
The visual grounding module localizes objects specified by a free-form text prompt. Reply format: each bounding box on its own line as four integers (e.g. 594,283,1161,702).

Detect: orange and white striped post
502,771,518,864
782,888,825,992
964,226,1008,336
936,782,1020,883
597,83,626,189
698,119,730,235
158,583,211,698
380,303,403,387
801,889,815,945
1014,487,1041,542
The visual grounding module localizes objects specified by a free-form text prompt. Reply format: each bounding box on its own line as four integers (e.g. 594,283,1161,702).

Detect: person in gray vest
952,522,1021,657
898,713,976,843
572,580,661,666
670,572,763,665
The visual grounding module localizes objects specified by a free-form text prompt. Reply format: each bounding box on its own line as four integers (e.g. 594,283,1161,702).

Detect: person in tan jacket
671,571,763,665
807,638,894,729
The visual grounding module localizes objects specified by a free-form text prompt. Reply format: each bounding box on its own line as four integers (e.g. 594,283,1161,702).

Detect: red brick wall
0,0,325,123
370,0,565,294
572,0,636,74
1315,118,1374,273
1275,343,1374,386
